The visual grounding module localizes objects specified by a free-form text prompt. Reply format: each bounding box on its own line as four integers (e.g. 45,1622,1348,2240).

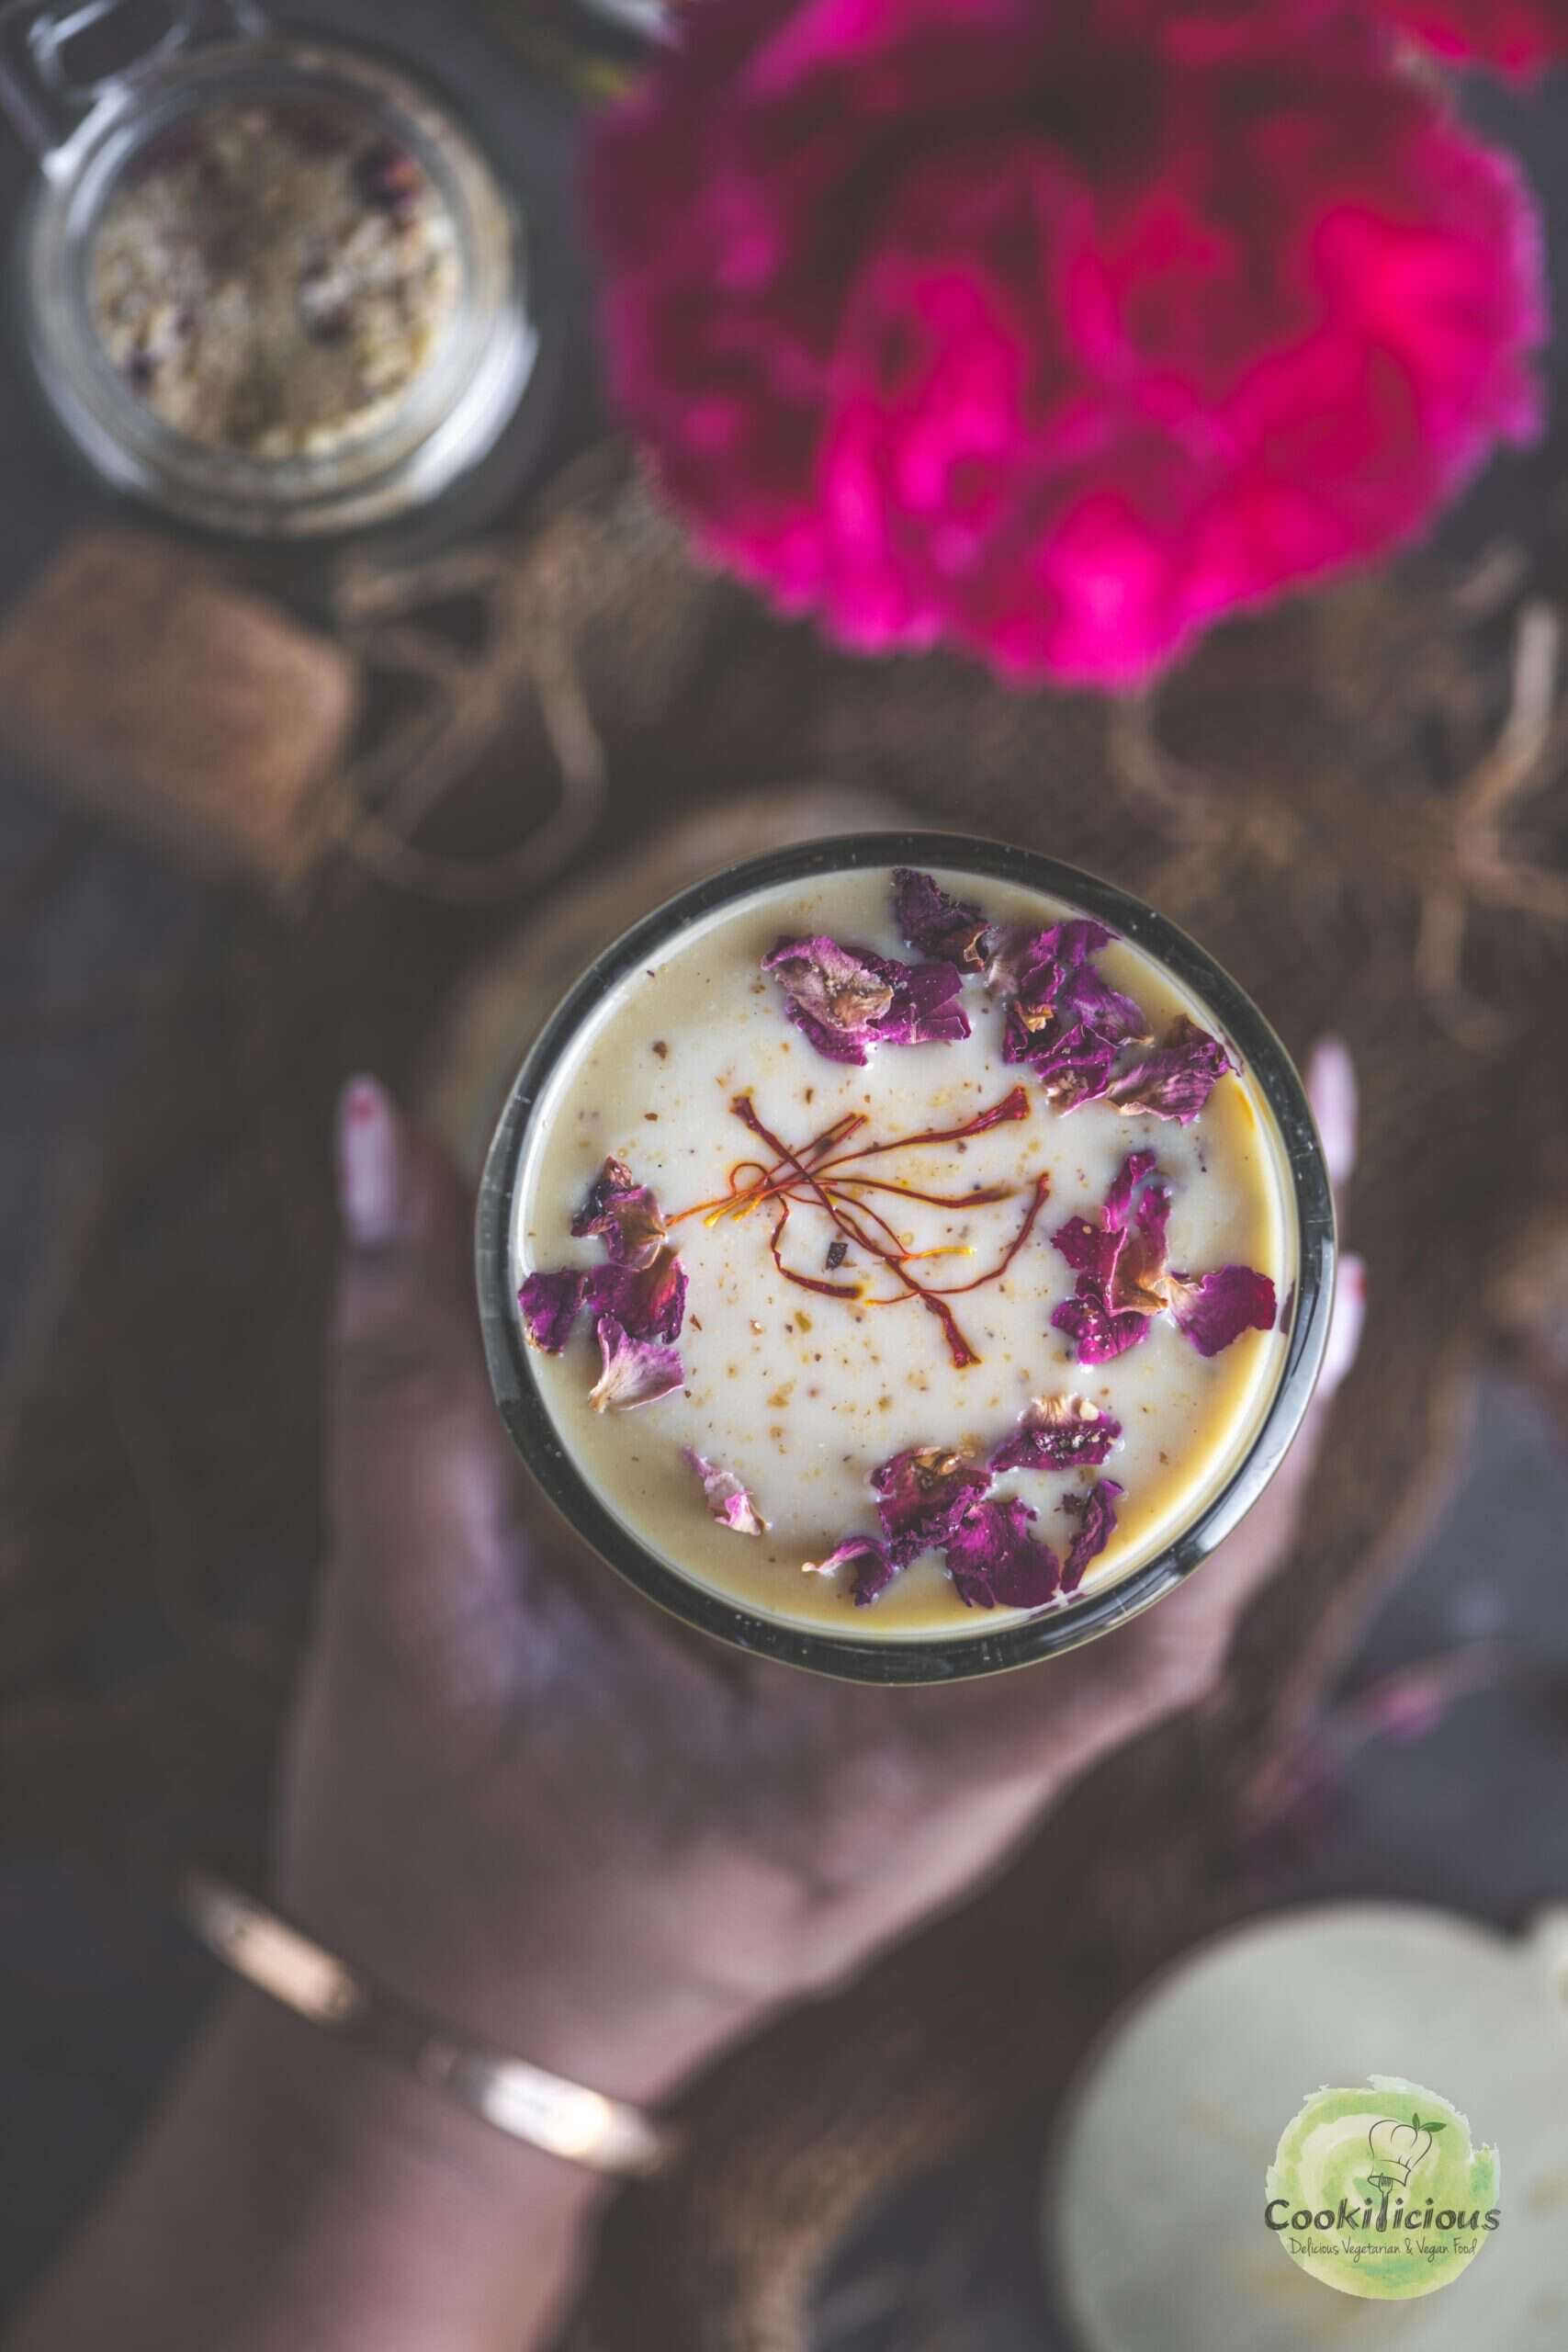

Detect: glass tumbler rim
476,827,1337,1684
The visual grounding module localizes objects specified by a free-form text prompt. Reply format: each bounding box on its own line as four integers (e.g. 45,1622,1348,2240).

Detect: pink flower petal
682,1447,768,1532
990,1394,1122,1475
588,1315,684,1411
762,933,968,1062
944,1496,1060,1611
587,0,1543,686
1105,1016,1235,1125
1164,1263,1278,1358
1374,0,1568,77
1050,1293,1152,1365
570,1156,668,1270
1061,1477,1123,1593
804,1532,897,1606
1051,1152,1271,1362
892,866,994,971
518,1269,587,1352
585,1249,688,1343
872,1442,992,1566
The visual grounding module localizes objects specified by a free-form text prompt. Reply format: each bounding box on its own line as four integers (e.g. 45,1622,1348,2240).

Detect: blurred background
1,4,1566,2346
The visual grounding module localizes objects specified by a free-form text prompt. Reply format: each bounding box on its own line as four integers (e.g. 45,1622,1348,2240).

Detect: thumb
327,1076,528,1668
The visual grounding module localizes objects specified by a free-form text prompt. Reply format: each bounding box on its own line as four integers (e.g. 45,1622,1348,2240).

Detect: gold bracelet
179,1872,678,2180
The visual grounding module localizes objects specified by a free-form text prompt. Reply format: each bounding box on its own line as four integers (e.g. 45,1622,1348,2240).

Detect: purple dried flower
1049,1292,1153,1364
571,1155,668,1270
996,920,1149,1106
1051,1154,1273,1363
990,1395,1122,1475
1105,1015,1235,1125
944,1497,1060,1611
873,1443,993,1567
682,1448,767,1532
518,1269,587,1352
892,868,993,972
802,1533,898,1606
1163,1263,1277,1357
588,1315,683,1411
585,1249,688,1343
762,935,968,1063
1061,1478,1124,1592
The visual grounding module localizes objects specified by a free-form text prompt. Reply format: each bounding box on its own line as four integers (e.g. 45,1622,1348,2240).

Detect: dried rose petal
585,1248,687,1343
998,921,1149,1104
944,1497,1061,1611
803,1532,897,1605
1050,1293,1152,1364
892,868,993,972
1050,1150,1156,1293
1104,1149,1158,1227
1164,1263,1278,1358
992,919,1178,1111
1013,1018,1120,1113
990,1395,1122,1475
1105,1016,1235,1125
1036,1045,1149,1115
762,934,892,1044
851,1544,898,1606
880,958,972,1048
1052,1152,1272,1363
1110,1181,1172,1317
804,1533,868,1575
682,1448,767,1533
991,917,1111,1002
1021,970,1151,1105
518,1269,587,1352
571,1156,668,1270
1061,1478,1123,1594
873,1443,993,1566
1066,964,1152,1050
1050,1214,1122,1291
1051,1152,1162,1362
588,1314,683,1411
762,935,968,1064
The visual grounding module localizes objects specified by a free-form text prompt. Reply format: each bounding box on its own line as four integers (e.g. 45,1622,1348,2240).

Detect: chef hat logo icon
1367,2110,1444,2188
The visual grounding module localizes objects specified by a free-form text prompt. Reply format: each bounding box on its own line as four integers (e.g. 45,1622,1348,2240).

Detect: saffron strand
671,1085,1039,1370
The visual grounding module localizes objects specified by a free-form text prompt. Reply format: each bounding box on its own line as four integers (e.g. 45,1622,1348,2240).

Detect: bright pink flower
587,0,1543,686
1376,0,1568,75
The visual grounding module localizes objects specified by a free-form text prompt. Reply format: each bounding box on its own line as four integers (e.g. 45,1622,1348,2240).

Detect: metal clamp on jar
0,0,541,537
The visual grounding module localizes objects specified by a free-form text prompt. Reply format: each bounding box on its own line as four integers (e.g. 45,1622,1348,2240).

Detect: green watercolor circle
1266,2076,1500,2301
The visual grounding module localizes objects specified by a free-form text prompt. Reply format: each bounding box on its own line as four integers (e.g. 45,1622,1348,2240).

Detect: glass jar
0,0,538,537
476,831,1337,1685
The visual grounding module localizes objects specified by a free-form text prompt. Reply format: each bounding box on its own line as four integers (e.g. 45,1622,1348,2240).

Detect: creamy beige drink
511,864,1291,1641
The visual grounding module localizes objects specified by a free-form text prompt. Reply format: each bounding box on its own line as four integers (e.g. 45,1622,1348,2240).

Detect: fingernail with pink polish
1317,1251,1367,1397
1305,1036,1358,1194
336,1076,401,1246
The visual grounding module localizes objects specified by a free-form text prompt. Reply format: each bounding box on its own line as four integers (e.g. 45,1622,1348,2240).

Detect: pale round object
1048,1902,1568,2348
